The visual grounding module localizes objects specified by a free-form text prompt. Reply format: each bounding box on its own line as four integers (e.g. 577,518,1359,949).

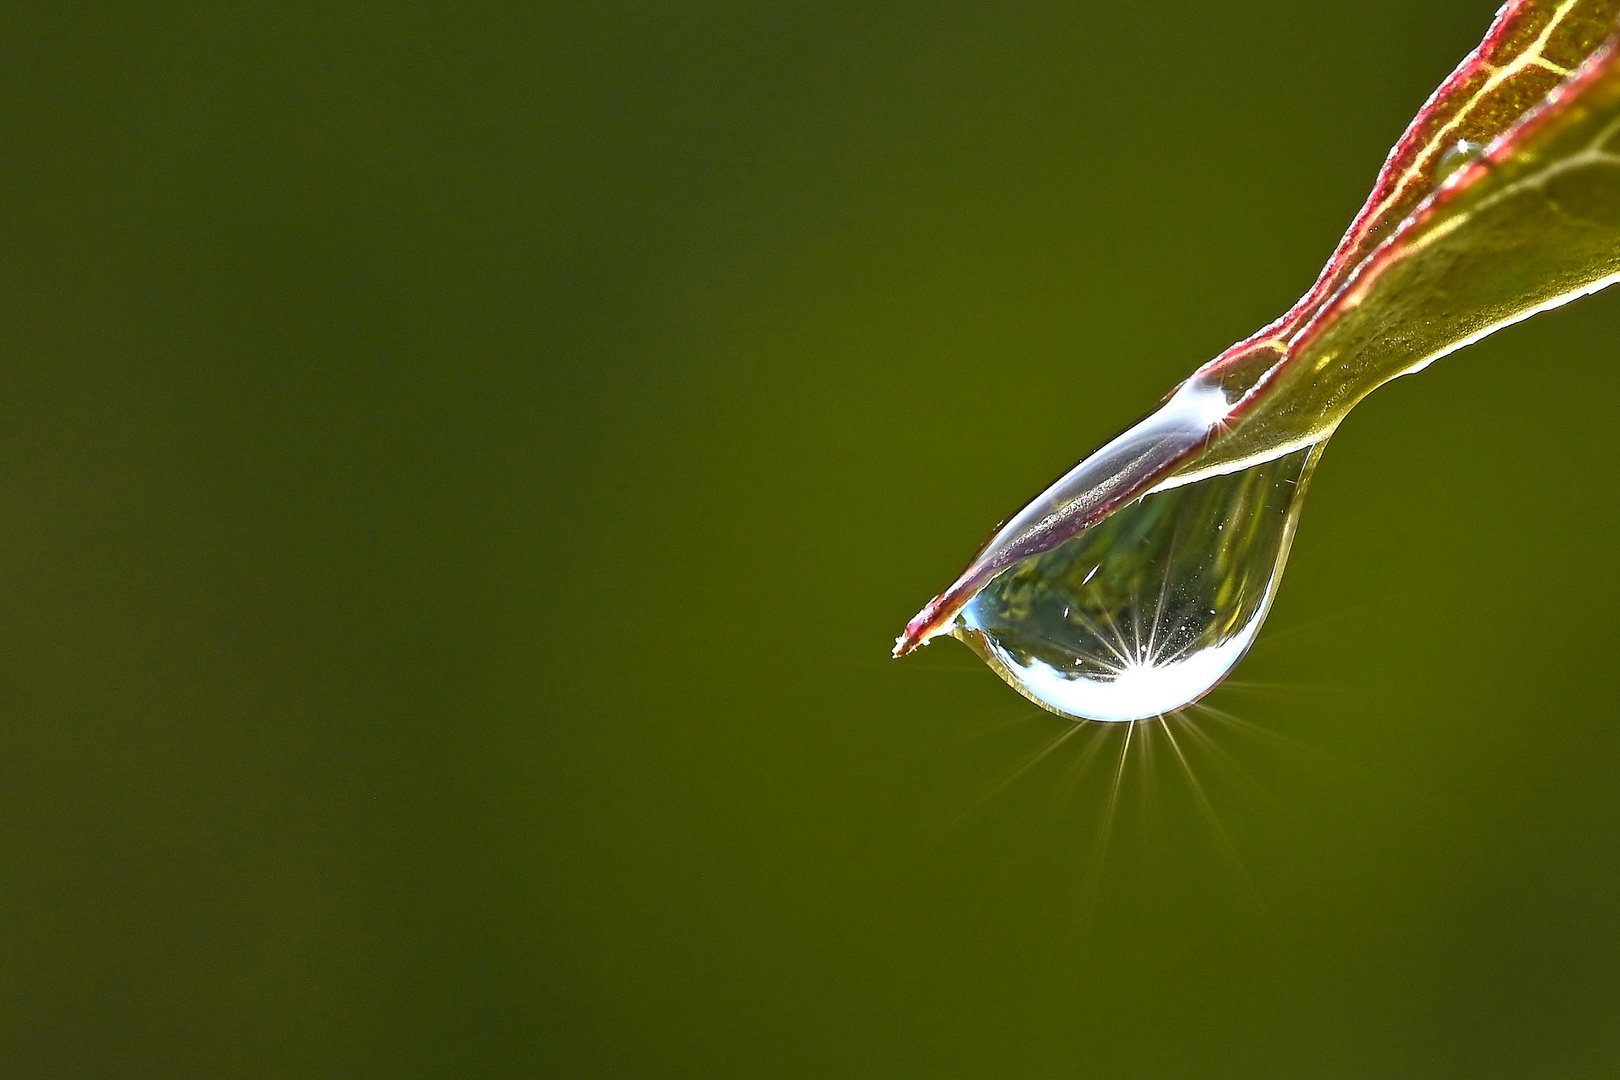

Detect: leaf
1177,0,1620,482
897,0,1620,657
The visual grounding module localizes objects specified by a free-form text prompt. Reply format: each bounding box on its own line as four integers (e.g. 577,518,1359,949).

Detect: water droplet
1436,139,1486,184
952,444,1322,722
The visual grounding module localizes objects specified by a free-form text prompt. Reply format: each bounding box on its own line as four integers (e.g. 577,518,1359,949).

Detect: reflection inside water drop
954,444,1322,722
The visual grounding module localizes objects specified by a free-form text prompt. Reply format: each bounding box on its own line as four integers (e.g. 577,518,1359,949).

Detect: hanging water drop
951,444,1321,722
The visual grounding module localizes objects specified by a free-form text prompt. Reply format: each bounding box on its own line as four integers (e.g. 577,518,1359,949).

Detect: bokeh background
3,1,1619,1076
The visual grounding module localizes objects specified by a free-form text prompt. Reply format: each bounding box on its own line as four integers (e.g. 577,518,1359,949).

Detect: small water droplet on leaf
1436,139,1485,184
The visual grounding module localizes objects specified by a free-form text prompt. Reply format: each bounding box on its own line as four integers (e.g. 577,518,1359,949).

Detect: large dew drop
953,444,1321,722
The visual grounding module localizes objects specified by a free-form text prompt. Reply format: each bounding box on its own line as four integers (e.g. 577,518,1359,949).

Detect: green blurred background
2,1,1618,1076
